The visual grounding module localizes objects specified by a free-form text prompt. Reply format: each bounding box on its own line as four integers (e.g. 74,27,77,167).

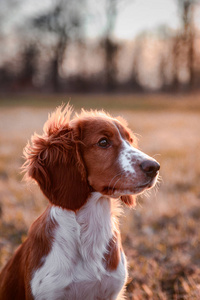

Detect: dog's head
23,105,160,211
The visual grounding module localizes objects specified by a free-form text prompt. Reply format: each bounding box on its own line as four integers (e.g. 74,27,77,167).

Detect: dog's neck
48,192,121,266
31,193,122,296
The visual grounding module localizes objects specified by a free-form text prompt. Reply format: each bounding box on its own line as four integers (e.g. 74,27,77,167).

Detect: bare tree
19,44,38,89
170,34,181,91
102,0,130,91
130,37,143,91
32,0,85,92
177,0,197,89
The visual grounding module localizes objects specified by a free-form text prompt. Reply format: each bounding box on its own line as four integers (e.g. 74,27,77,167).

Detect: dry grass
0,94,200,299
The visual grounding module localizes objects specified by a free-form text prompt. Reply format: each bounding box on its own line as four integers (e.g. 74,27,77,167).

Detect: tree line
0,0,199,93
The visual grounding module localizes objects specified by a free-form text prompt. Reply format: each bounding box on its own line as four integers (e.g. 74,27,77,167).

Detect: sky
114,0,180,39
85,0,200,39
2,0,200,40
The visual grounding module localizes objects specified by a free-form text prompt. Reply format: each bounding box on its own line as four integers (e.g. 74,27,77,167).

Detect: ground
0,93,200,299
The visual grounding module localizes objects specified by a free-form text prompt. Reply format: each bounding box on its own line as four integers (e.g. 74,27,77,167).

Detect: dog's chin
104,176,158,198
102,187,145,199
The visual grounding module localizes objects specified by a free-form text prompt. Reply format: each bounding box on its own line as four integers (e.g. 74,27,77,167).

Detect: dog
0,105,160,300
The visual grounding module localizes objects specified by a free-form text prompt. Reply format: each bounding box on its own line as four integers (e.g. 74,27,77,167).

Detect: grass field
0,93,200,299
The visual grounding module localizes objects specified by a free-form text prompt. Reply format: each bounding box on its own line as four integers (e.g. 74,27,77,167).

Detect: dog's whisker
107,171,126,191
111,176,123,193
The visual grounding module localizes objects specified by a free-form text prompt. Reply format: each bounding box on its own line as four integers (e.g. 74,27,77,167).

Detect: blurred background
0,0,200,299
0,0,200,94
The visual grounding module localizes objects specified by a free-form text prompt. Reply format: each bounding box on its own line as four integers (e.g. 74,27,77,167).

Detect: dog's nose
140,160,160,177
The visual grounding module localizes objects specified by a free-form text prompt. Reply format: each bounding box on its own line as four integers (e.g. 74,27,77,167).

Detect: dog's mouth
136,179,156,189
103,176,158,197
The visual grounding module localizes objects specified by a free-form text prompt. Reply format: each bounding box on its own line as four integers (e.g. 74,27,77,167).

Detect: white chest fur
31,193,127,300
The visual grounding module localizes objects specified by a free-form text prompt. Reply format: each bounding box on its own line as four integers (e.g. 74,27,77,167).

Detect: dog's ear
23,106,90,211
121,195,136,207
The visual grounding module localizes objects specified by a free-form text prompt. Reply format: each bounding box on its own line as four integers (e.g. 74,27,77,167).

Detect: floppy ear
23,106,90,211
121,195,136,207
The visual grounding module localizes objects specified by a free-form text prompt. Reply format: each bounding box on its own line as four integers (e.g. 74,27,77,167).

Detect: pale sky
114,0,180,39
86,0,200,39
2,0,200,39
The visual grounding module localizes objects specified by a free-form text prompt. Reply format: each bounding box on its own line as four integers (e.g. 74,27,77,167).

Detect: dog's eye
97,138,110,148
129,137,133,144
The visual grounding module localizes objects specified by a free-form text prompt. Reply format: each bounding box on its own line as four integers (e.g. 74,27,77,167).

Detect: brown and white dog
0,105,160,300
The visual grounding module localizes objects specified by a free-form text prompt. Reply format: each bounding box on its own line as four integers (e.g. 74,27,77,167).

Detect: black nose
140,160,160,178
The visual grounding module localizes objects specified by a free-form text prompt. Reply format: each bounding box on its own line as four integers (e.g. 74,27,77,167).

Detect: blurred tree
102,0,131,91
103,0,118,91
171,34,181,91
32,0,85,92
130,37,143,92
156,25,175,91
19,44,38,89
0,0,24,91
177,0,197,89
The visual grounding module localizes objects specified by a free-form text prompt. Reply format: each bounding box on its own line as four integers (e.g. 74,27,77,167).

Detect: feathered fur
0,104,159,300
